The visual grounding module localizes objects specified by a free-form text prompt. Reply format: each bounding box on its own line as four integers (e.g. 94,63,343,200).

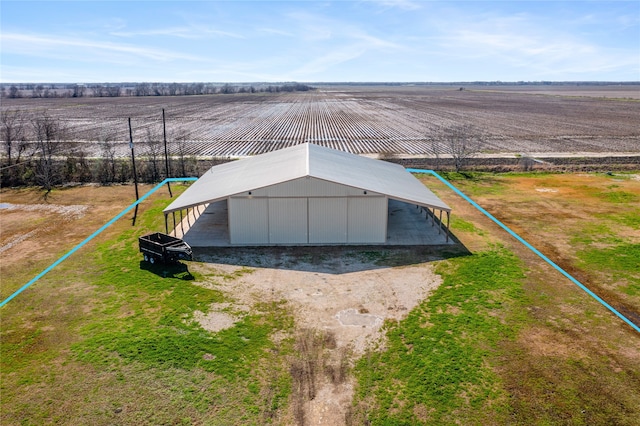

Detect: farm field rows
2,85,639,158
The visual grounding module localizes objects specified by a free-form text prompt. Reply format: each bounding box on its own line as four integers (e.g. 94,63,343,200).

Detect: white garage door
309,198,348,244
348,197,387,243
269,198,308,244
229,198,269,244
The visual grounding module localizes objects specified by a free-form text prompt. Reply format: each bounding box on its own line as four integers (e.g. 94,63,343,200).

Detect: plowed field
2,85,639,157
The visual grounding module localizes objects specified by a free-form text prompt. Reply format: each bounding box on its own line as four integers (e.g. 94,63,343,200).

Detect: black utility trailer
139,233,193,264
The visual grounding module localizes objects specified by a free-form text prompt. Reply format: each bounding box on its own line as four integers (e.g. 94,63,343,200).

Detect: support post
172,212,176,236
446,211,450,242
438,210,443,234
129,117,140,226
162,108,172,197
164,213,169,234
180,210,184,236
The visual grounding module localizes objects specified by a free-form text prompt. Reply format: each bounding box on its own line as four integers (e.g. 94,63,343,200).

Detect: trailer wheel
149,256,155,264
143,254,149,262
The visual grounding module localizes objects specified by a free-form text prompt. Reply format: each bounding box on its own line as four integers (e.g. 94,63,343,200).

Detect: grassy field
1,172,639,425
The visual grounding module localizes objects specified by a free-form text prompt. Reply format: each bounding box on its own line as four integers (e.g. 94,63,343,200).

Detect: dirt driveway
191,248,445,425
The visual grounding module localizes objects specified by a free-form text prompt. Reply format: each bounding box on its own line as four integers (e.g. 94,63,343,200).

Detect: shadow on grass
139,260,195,280
192,242,472,275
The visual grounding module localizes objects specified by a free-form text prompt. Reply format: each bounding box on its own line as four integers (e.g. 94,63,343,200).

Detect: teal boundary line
3,172,638,334
407,168,639,333
0,178,197,308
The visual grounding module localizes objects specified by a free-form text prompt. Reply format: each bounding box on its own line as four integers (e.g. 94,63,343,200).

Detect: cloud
366,0,422,11
426,11,639,78
1,32,203,63
110,25,244,40
292,45,368,77
257,28,295,37
283,11,406,78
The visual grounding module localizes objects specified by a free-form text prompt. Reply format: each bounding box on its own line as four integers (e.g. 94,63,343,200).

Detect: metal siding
229,198,269,244
230,187,268,197
267,178,309,197
308,178,347,197
309,198,348,243
268,198,308,244
347,197,387,243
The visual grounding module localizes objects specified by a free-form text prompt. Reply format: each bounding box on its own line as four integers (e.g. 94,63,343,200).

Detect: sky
1,1,639,83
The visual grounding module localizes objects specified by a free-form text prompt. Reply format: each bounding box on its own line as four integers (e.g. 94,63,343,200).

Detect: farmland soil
2,85,638,158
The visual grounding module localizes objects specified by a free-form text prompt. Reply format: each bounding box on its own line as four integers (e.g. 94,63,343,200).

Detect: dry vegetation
2,85,638,158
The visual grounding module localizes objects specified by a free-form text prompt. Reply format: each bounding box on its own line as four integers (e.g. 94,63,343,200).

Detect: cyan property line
0,178,197,308
407,168,639,334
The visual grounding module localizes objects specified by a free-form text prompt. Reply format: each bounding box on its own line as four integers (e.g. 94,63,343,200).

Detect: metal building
163,143,451,245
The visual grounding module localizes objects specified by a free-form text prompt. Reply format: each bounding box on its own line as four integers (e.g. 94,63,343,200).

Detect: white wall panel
267,179,309,197
348,197,387,243
309,198,347,243
229,198,269,244
268,198,308,244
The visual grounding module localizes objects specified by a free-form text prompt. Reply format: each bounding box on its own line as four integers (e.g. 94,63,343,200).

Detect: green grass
435,172,509,196
596,190,639,204
351,248,528,425
577,243,640,295
450,217,485,236
70,202,294,422
1,196,295,425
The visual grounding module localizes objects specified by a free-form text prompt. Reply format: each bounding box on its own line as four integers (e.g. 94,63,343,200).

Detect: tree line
2,107,487,192
0,109,218,192
1,82,315,99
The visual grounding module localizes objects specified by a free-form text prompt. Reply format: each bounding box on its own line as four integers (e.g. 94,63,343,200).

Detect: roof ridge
305,143,310,175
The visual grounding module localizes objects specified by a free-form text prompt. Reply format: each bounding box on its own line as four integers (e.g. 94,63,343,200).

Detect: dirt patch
198,258,442,355
191,302,248,332
519,327,588,360
194,252,442,425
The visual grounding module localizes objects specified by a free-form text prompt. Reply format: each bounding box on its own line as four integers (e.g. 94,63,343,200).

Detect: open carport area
172,198,453,247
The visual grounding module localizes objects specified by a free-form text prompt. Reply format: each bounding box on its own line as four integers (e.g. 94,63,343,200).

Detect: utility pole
162,108,172,197
129,117,140,226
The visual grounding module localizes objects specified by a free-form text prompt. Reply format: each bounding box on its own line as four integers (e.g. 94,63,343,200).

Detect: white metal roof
163,143,450,214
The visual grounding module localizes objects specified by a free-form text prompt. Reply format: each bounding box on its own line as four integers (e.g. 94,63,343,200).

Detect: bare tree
173,129,193,177
144,127,163,182
95,129,118,184
32,85,44,98
72,84,85,98
425,132,442,171
1,109,27,167
1,109,30,186
8,85,21,99
31,114,69,193
436,124,485,172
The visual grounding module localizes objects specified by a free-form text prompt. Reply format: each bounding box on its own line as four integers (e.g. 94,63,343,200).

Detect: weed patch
596,190,638,203
450,217,485,236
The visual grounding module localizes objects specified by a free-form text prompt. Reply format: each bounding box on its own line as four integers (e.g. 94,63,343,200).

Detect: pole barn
163,143,451,246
